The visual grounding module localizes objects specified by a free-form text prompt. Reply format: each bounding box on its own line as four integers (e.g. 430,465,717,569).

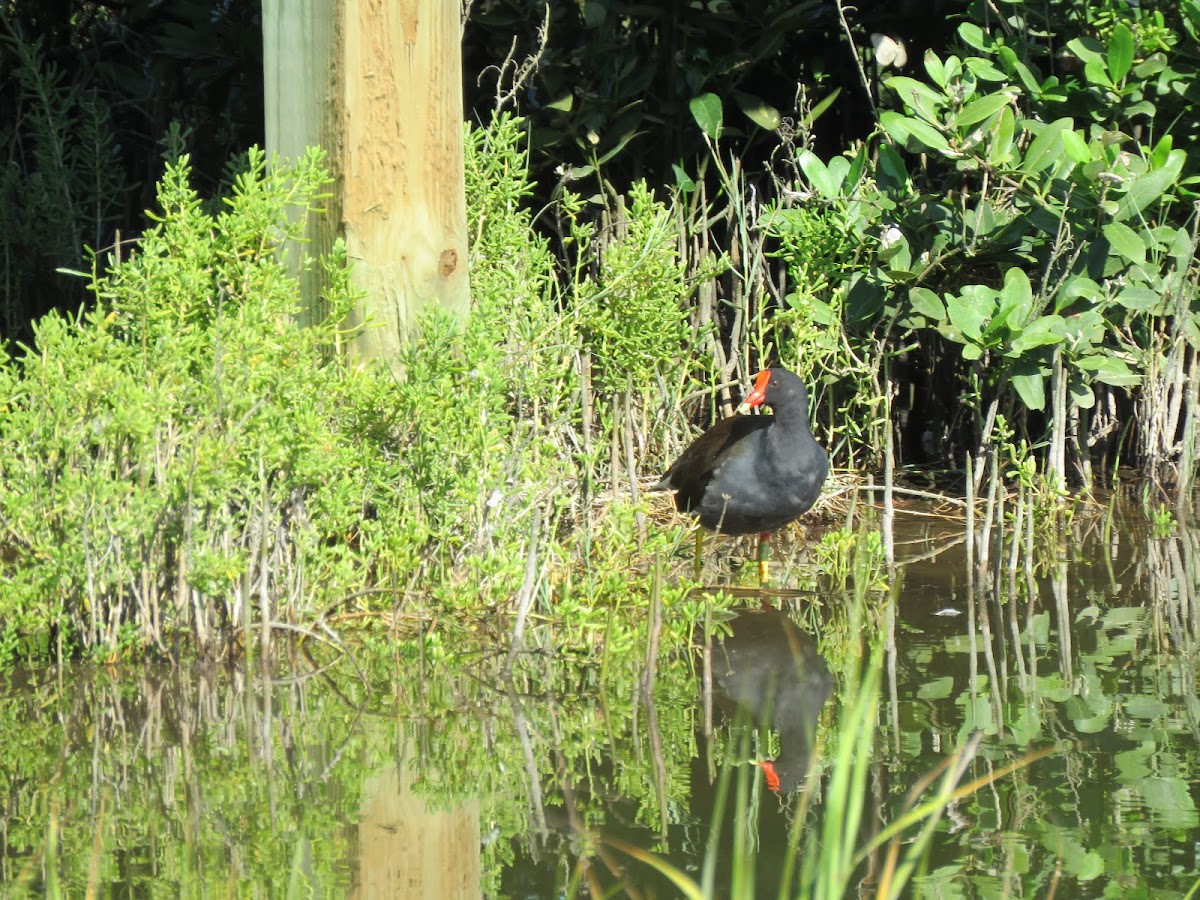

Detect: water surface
3,506,1199,897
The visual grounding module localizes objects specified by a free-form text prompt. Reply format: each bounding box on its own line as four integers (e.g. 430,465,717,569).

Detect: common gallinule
651,367,827,583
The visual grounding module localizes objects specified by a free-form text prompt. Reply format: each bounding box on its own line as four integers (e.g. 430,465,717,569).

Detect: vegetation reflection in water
4,504,1200,897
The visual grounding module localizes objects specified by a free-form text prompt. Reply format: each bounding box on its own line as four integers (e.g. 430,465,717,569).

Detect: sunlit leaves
1107,23,1135,84
1113,149,1186,222
879,110,952,155
908,287,946,322
1010,361,1046,411
951,92,1013,130
689,92,723,139
1059,128,1091,165
733,90,781,131
798,148,851,199
782,10,1195,440
945,292,986,349
1103,221,1146,264
1020,118,1073,178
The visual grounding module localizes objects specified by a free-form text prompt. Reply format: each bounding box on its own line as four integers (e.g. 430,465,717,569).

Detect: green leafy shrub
0,126,592,660
573,182,692,397
764,6,1200,492
0,147,407,657
0,114,704,663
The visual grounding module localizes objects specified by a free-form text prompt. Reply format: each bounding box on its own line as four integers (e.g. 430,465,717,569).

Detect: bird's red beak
755,759,782,793
736,370,771,414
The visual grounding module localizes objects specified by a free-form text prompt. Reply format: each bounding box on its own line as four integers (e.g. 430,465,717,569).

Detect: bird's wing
658,415,765,505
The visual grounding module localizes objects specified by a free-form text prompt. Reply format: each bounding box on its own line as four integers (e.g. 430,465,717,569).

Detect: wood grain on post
263,0,470,361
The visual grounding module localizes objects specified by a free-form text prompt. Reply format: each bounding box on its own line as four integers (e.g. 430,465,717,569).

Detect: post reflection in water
351,740,481,899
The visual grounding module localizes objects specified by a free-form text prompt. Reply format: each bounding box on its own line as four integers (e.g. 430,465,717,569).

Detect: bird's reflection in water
710,606,832,794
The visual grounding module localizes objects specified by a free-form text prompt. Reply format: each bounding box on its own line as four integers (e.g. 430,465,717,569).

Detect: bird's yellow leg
757,532,771,586
693,529,704,582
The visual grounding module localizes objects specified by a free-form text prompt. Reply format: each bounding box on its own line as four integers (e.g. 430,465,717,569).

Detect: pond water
3,504,1199,897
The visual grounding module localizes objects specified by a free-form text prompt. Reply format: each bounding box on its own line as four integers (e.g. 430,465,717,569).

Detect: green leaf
1083,57,1113,88
1021,118,1071,177
1183,314,1200,351
909,287,946,321
1011,363,1046,411
1125,100,1156,119
689,92,723,139
733,91,781,131
844,144,868,192
988,106,1016,165
1134,52,1167,79
595,127,644,165
1113,286,1161,312
827,155,851,188
1078,355,1142,387
996,46,1041,94
997,267,1033,330
948,327,977,356
1123,695,1171,719
1186,0,1200,36
1069,380,1096,409
802,87,842,128
957,22,988,51
1150,134,1174,170
1036,671,1072,701
798,149,837,199
945,294,984,343
1167,226,1194,271
1007,705,1042,745
803,295,839,327
1102,606,1147,628
878,231,910,267
924,50,947,88
1108,23,1135,82
1074,851,1105,882
967,201,998,241
884,76,946,118
917,676,954,699
880,111,951,154
1114,743,1154,782
1114,149,1186,222
946,293,988,344
846,275,886,325
877,144,909,189
671,164,696,194
1007,316,1066,355
1063,309,1104,344
1102,222,1146,265
1140,777,1198,829
581,0,607,26
1066,36,1105,68
952,92,1013,130
1060,129,1092,165
1039,77,1069,104
943,55,963,84
964,57,1006,81
1056,276,1103,311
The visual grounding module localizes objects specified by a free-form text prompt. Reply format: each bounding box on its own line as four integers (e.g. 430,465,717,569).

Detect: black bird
651,367,828,583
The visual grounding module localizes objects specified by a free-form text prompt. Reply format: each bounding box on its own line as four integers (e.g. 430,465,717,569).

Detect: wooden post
262,0,470,360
